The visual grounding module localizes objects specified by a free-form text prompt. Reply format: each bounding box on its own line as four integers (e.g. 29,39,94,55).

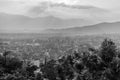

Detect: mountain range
43,22,120,36
0,13,93,33
0,13,120,36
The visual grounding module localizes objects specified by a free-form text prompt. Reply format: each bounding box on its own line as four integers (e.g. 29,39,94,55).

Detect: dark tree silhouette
100,39,117,64
41,59,57,80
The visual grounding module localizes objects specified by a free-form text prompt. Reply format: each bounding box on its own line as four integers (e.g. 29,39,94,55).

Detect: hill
43,22,120,36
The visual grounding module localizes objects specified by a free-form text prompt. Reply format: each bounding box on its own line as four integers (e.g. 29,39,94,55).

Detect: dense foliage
0,39,120,80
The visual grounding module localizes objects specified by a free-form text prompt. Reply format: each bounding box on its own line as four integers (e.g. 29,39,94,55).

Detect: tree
3,51,11,67
41,59,57,80
4,57,23,73
26,64,38,77
100,39,117,64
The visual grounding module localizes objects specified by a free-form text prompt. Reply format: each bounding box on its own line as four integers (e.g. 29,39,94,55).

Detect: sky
0,0,120,33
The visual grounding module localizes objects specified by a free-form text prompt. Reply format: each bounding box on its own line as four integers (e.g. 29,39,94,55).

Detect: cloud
25,1,109,20
0,0,120,25
27,2,49,17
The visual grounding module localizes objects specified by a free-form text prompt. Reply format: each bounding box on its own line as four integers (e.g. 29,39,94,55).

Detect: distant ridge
43,22,120,35
0,21,120,39
0,12,93,33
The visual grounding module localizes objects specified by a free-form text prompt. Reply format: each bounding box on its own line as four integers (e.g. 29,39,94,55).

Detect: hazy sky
0,0,120,33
